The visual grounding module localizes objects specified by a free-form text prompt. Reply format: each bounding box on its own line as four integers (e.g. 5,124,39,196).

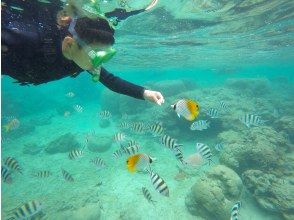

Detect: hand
143,90,165,105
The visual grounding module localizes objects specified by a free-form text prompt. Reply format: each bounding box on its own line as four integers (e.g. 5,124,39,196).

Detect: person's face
62,36,110,70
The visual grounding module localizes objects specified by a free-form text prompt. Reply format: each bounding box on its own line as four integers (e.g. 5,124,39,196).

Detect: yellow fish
2,118,20,132
126,154,155,173
171,99,199,121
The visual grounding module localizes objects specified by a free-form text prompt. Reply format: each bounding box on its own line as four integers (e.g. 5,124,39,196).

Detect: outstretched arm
99,67,164,105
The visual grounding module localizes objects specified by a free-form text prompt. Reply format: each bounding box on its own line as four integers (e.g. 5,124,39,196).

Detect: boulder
87,134,112,153
45,133,81,154
185,165,243,220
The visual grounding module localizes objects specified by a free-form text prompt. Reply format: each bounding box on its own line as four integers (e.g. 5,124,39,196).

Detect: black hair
74,17,115,45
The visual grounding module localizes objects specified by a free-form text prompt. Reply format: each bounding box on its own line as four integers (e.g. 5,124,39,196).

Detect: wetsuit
1,0,145,100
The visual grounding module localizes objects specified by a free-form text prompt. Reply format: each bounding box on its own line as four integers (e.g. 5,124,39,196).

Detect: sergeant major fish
190,120,210,131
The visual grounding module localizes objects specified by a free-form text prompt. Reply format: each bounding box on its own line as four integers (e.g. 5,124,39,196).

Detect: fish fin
177,113,181,118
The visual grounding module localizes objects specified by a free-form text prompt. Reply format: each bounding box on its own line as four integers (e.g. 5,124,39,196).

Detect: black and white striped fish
124,140,139,148
132,122,145,133
123,145,140,155
239,114,267,128
142,187,156,205
73,104,83,113
68,149,83,160
117,121,130,129
219,101,228,110
147,168,169,197
113,148,124,158
33,170,52,178
91,157,106,168
7,200,43,220
61,169,74,182
160,135,182,151
230,201,241,220
215,143,224,152
99,110,111,119
206,108,219,118
190,120,210,131
4,157,22,174
114,132,126,142
174,148,186,164
148,122,164,137
1,165,12,184
196,143,213,165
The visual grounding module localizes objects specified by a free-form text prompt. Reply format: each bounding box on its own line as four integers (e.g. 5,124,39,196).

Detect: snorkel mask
68,17,116,81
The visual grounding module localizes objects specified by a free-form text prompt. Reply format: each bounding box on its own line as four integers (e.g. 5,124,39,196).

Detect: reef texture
185,165,243,220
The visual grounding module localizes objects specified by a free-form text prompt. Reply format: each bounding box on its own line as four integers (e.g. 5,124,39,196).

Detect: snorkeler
1,0,164,105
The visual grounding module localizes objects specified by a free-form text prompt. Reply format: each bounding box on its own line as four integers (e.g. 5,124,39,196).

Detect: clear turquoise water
1,1,294,220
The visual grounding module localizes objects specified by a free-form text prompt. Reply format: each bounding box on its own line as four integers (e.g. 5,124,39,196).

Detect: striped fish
1,165,12,184
230,201,241,220
147,168,169,197
73,104,83,113
206,108,219,118
239,114,266,128
160,135,182,151
114,132,126,142
142,187,156,205
219,101,228,110
99,110,111,119
90,157,106,168
174,148,186,164
33,171,52,178
132,122,145,133
149,122,164,137
196,143,213,165
61,169,74,182
113,148,124,158
4,157,22,174
125,140,139,148
123,145,140,156
68,149,83,160
7,200,43,220
190,120,210,131
215,143,224,152
117,121,130,129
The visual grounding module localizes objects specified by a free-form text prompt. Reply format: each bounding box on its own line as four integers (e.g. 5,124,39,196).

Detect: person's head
62,17,115,70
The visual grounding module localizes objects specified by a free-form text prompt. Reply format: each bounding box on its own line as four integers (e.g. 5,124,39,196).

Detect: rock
242,169,294,220
185,165,243,220
56,204,101,220
22,143,43,155
87,134,112,153
99,119,110,128
225,78,270,96
45,133,81,154
219,126,288,173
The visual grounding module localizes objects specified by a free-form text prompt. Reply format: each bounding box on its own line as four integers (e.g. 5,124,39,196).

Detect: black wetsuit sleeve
99,67,145,100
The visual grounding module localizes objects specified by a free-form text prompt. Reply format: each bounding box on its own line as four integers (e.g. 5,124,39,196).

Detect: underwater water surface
1,0,294,220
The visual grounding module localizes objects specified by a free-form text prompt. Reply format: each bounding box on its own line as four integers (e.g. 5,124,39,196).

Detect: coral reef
225,78,270,96
45,133,81,154
87,134,112,153
242,169,294,220
218,126,288,173
185,165,243,220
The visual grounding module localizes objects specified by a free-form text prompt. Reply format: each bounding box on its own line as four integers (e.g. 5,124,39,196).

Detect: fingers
155,92,165,106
